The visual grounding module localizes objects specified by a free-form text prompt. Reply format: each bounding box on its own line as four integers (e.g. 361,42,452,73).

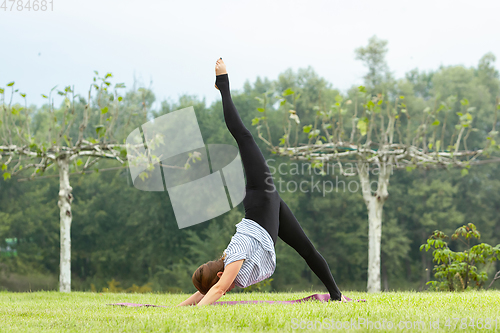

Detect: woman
177,58,347,306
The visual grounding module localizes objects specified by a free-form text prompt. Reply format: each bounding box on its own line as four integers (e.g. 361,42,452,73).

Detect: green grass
1,290,500,332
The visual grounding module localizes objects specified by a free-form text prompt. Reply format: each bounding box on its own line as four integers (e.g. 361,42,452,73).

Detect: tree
354,35,391,91
0,73,145,292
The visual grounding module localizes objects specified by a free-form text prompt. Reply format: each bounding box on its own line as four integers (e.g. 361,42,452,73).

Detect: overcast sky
1,0,499,109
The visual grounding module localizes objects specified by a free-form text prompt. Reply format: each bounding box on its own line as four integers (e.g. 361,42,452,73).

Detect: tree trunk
426,254,431,287
420,247,426,291
419,231,432,291
366,195,383,292
358,157,391,293
406,258,412,281
382,253,389,291
57,155,73,292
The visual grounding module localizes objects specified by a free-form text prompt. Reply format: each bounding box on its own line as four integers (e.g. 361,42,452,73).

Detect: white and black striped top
223,218,276,288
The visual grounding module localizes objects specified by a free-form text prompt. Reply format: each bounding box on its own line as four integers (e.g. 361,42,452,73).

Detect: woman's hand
176,291,205,306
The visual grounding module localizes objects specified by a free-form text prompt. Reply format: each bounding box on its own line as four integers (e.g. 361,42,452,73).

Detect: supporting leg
277,198,342,301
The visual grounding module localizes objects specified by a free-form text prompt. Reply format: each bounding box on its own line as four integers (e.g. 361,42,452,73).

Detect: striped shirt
223,218,276,288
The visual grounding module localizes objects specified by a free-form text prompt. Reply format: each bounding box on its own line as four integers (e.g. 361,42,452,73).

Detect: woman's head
192,253,226,295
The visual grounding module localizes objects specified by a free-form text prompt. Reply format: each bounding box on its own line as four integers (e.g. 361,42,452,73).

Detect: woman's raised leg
215,59,274,192
215,59,281,244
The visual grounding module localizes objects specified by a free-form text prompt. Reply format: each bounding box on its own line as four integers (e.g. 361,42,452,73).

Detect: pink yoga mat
108,293,366,307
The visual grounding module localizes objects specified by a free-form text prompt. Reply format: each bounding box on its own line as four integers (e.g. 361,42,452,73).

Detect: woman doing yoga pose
177,58,347,306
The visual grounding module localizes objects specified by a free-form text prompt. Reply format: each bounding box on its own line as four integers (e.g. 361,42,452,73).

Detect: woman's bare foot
340,295,348,302
214,58,227,90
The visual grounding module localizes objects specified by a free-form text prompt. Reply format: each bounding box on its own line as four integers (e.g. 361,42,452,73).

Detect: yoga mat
108,293,366,308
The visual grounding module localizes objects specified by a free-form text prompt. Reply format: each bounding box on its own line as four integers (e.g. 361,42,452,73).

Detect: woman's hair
192,252,227,295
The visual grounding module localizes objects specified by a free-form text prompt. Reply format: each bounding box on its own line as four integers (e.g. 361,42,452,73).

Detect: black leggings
216,73,342,301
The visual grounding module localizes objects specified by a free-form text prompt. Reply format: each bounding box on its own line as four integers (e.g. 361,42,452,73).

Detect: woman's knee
239,128,253,140
299,245,318,260
230,128,252,144
285,237,316,259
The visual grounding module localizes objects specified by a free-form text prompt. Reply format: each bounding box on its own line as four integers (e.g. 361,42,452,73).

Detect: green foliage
354,35,389,88
240,278,274,293
420,223,500,291
94,279,153,293
302,125,312,133
95,125,106,137
357,117,369,136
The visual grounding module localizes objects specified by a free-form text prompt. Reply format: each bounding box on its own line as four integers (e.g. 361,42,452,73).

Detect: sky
1,0,499,110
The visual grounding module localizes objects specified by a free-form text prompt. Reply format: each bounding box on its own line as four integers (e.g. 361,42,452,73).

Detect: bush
420,223,500,291
91,279,153,293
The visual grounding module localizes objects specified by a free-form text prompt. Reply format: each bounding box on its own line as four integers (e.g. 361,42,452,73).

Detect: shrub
91,279,153,293
420,223,500,291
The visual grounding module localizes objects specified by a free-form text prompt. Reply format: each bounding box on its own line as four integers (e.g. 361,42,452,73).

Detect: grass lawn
1,290,500,332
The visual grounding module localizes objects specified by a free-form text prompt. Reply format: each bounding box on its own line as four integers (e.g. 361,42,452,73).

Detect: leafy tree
0,73,148,292
354,35,393,92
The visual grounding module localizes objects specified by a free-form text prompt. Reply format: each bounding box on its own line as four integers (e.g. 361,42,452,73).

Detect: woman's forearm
196,284,225,306
177,291,205,306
